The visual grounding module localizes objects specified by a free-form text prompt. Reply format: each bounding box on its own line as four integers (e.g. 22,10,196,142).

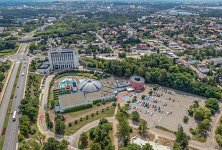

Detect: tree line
86,54,222,99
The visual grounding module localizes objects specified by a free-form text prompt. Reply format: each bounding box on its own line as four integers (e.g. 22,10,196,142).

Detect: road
3,46,30,150
0,62,20,137
96,33,117,55
0,30,33,149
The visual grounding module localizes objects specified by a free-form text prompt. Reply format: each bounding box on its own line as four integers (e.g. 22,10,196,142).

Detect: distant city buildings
48,47,79,70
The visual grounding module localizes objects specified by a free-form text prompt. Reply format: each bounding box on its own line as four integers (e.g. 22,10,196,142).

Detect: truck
12,111,16,121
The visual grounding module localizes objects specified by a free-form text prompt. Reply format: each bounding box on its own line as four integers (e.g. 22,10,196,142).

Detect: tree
216,124,222,135
205,98,219,114
55,114,65,135
194,107,211,121
142,143,154,150
216,134,222,147
132,111,140,122
199,119,210,132
183,116,189,123
0,72,5,81
123,144,142,150
29,42,37,53
89,143,102,150
139,120,147,137
99,118,108,125
43,138,68,150
173,142,182,150
79,132,88,149
174,127,189,150
118,119,131,146
119,52,126,58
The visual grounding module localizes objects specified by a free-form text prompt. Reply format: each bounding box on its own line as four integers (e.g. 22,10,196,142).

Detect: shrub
190,128,197,135
183,116,189,123
18,134,24,142
93,99,101,105
80,118,83,122
64,104,93,113
30,128,36,135
75,120,78,124
91,113,94,117
68,123,72,127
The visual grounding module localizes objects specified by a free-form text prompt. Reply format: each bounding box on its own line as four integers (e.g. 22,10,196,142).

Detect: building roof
38,63,50,69
59,92,87,109
130,76,145,83
78,79,102,93
49,47,77,52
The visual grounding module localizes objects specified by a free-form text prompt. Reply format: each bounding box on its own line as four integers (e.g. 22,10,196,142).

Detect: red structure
130,76,145,91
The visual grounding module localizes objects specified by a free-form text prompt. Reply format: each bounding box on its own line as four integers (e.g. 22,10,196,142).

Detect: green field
65,106,115,135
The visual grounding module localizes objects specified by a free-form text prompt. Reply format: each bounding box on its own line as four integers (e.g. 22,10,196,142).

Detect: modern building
130,76,145,91
48,47,79,70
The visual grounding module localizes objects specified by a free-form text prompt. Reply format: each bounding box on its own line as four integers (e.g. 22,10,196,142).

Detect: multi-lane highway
0,37,32,150
2,43,30,150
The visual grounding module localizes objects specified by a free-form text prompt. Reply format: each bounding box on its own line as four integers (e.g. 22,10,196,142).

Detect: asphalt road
2,43,30,150
3,60,29,150
0,62,20,137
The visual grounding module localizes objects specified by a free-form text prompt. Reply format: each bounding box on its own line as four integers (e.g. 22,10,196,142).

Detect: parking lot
126,84,206,135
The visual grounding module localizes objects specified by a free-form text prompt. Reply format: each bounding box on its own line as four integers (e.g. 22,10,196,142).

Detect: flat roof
59,92,87,108
38,63,50,69
59,86,116,109
49,47,77,52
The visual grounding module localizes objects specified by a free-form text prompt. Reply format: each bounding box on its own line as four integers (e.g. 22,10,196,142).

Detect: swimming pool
59,78,77,89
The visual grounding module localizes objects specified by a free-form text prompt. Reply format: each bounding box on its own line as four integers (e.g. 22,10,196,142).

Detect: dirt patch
147,132,155,141
155,136,174,147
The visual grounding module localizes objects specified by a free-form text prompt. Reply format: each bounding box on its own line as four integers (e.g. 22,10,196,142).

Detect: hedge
64,103,93,113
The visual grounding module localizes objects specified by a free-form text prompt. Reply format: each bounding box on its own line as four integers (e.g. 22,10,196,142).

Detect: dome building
130,76,145,91
77,79,102,93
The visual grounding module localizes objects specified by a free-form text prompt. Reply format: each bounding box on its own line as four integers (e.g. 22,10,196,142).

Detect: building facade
48,48,79,70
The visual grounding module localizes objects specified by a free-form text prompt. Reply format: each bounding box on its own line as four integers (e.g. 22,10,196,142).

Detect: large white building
48,48,79,70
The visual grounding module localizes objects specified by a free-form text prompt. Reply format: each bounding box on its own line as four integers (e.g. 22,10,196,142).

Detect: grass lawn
67,104,108,118
65,106,115,135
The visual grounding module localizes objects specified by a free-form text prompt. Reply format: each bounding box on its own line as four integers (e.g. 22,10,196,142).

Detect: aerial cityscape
0,0,222,150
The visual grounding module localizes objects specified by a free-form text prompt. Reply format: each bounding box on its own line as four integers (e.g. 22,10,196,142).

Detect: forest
85,54,222,99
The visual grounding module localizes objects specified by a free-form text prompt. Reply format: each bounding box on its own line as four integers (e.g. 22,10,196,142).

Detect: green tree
142,143,153,150
183,116,189,123
43,138,68,150
79,132,88,149
205,98,219,114
132,111,140,122
89,143,102,150
199,119,210,132
139,120,147,137
124,144,142,150
55,114,65,135
194,107,211,121
174,127,189,150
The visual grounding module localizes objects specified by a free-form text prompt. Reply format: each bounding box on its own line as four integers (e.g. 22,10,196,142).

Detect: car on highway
12,111,16,121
